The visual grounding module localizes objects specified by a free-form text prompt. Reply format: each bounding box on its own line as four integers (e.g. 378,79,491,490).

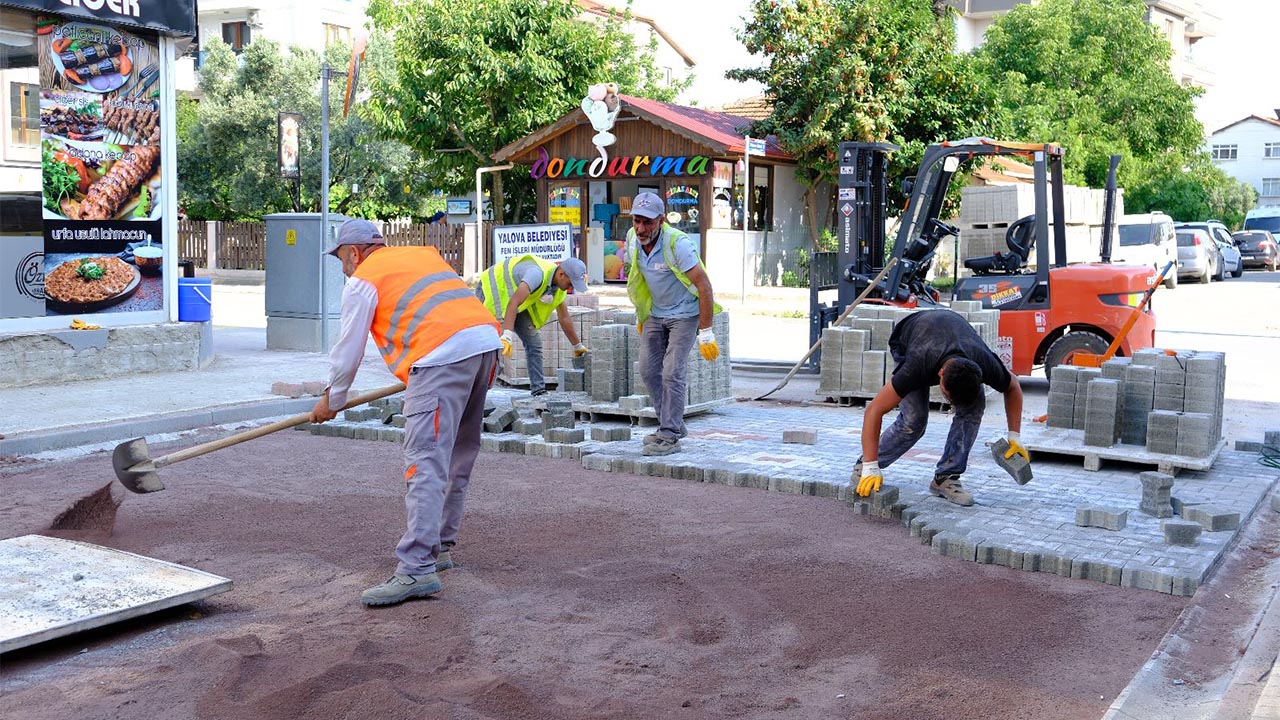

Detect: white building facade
176,0,370,92
1208,115,1280,207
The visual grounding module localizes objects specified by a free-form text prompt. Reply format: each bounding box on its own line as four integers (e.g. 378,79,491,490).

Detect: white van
1113,212,1178,288
1244,206,1280,234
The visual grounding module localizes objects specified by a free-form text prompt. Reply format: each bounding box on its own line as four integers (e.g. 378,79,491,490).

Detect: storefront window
548,182,581,228
665,184,699,234
730,162,772,231
9,81,38,146
711,161,734,229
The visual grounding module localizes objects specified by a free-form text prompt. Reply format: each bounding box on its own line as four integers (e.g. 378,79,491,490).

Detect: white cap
559,257,589,293
631,192,664,219
323,218,385,256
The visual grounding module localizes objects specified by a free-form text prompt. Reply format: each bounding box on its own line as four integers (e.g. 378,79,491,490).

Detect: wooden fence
172,219,466,274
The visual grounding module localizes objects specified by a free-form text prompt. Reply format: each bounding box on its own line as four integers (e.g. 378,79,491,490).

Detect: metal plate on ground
0,535,232,653
1022,425,1226,474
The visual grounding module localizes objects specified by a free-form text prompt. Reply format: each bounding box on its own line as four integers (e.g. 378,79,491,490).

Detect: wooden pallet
1021,425,1227,474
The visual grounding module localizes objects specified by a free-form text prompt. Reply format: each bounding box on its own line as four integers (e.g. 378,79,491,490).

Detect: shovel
113,383,406,494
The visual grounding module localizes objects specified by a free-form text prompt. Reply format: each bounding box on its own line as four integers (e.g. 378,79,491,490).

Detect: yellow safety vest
479,254,565,329
627,224,721,326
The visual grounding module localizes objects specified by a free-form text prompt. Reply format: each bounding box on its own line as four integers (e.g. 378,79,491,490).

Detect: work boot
643,432,661,445
361,572,442,607
530,388,548,397
436,544,455,572
643,437,681,456
930,474,974,507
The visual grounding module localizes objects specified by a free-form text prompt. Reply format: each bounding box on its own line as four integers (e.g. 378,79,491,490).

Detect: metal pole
741,136,750,303
320,63,331,352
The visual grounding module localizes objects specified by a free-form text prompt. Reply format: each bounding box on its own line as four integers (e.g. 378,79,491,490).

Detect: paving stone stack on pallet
1045,348,1226,456
501,304,614,387
817,301,1000,402
954,184,1117,277
586,311,732,409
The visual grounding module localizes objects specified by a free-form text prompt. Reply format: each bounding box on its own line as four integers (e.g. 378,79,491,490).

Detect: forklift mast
836,141,899,307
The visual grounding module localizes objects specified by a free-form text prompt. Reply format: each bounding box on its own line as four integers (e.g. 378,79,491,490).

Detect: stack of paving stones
817,301,999,401
541,397,582,443
1045,348,1226,457
308,395,1277,597
587,311,731,408
502,305,617,388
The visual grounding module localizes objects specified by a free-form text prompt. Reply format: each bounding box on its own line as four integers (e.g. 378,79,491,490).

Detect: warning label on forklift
997,336,1014,371
989,286,1023,307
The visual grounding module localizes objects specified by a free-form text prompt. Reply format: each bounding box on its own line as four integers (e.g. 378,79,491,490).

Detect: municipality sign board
492,223,573,265
747,138,767,156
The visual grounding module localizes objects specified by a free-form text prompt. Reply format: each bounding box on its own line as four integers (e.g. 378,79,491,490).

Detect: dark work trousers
640,315,699,442
875,385,986,478
395,350,498,576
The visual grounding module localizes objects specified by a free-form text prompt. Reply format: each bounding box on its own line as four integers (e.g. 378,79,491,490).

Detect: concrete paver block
483,405,519,433
1181,506,1240,532
1162,520,1202,546
1075,505,1129,531
271,381,305,398
544,427,586,444
301,381,328,396
1139,471,1175,518
782,429,818,445
590,425,631,442
513,418,544,435
990,438,1033,485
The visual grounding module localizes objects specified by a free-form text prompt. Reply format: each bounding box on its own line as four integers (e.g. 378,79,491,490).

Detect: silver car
1176,228,1219,283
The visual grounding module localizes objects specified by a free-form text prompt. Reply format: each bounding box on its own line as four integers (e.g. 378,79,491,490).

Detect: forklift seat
963,215,1035,275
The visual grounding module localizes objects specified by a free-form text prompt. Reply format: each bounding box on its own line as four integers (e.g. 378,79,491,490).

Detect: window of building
222,21,251,53
324,23,352,48
1263,178,1280,196
1211,144,1238,161
727,162,772,231
8,81,37,147
1265,143,1280,159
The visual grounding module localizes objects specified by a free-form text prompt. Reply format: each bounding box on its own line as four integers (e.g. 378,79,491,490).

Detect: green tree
974,0,1203,187
364,0,689,224
178,37,428,221
727,0,997,244
1126,153,1259,228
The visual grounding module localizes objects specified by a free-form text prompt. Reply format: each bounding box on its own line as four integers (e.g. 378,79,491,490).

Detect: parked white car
1113,212,1178,288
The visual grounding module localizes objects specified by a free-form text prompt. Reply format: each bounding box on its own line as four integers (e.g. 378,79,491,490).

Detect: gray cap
631,192,664,219
559,257,589,294
323,218,386,256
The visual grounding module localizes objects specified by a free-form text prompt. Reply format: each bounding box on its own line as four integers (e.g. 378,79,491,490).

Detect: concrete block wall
0,322,203,388
817,304,1000,400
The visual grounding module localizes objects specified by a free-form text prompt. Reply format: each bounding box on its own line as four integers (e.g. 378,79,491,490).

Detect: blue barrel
177,277,213,322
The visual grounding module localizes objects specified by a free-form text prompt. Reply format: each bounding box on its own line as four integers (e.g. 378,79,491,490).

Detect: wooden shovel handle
153,383,407,469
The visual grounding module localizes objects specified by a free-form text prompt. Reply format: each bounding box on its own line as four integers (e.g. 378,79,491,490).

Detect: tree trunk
492,171,506,226
805,185,820,249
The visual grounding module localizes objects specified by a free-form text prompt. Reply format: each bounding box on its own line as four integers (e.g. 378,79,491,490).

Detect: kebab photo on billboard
40,93,104,142
42,137,160,221
48,23,133,94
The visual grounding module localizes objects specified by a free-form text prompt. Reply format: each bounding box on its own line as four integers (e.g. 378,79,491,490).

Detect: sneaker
930,475,974,507
436,547,454,572
643,438,681,456
361,572,442,606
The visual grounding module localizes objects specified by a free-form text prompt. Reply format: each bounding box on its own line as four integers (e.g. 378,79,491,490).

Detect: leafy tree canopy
727,0,997,239
974,0,1204,187
1125,153,1258,229
364,0,688,224
179,37,432,221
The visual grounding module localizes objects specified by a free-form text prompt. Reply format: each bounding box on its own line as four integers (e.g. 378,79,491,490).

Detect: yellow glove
500,329,516,358
69,318,101,330
637,321,644,335
856,460,883,497
1005,431,1030,462
697,327,719,362
573,343,589,357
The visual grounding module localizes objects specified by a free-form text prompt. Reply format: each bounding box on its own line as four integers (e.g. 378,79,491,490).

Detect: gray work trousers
640,315,699,441
396,350,498,576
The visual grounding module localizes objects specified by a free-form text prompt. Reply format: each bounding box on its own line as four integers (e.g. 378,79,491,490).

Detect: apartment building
175,0,371,92
577,1,694,94
949,0,1218,87
1208,114,1280,207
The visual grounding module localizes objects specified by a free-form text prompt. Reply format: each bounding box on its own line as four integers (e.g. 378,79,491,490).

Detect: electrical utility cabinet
264,213,348,352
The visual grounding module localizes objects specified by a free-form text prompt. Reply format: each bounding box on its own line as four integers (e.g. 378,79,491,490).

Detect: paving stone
1177,412,1215,457
1075,505,1129,531
1121,563,1175,594
1273,494,1280,514
990,438,1033,484
1071,557,1124,585
1181,506,1240,532
513,417,544,435
1162,520,1202,546
590,425,632,442
271,381,305,398
1139,471,1175,518
483,405,519,433
302,381,329,396
544,427,586,444
782,429,818,445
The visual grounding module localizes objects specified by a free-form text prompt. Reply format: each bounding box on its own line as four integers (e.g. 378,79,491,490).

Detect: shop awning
0,0,197,37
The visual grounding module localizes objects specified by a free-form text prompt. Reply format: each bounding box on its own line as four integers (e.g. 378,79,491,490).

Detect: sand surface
1,430,1186,719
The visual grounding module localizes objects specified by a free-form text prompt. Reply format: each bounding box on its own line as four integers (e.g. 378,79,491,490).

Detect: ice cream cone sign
581,82,621,152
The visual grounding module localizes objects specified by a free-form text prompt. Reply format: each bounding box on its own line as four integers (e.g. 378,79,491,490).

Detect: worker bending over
855,308,1029,506
477,255,590,396
310,219,501,606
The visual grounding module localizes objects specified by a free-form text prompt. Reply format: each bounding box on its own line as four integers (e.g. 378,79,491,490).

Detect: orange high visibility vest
353,246,499,382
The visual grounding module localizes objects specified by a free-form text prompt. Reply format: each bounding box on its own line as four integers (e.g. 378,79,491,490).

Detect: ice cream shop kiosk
492,90,822,295
0,1,200,387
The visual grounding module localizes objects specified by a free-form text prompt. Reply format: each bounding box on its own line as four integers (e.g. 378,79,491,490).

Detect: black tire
1214,256,1226,281
1044,331,1110,381
1231,264,1243,278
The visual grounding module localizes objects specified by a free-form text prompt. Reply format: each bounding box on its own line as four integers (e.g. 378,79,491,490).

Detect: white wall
1209,118,1280,206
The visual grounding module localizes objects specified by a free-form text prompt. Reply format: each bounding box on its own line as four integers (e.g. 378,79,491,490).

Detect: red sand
1,431,1186,719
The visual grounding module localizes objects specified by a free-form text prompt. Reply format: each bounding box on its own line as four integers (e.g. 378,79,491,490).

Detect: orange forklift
820,138,1157,377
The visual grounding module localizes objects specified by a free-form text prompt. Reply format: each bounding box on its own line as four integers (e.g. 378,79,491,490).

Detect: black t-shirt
888,309,1012,397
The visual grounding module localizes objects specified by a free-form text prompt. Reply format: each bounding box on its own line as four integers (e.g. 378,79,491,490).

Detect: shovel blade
113,437,165,494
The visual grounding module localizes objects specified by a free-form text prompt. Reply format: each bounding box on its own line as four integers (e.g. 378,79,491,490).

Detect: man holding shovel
310,219,501,607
